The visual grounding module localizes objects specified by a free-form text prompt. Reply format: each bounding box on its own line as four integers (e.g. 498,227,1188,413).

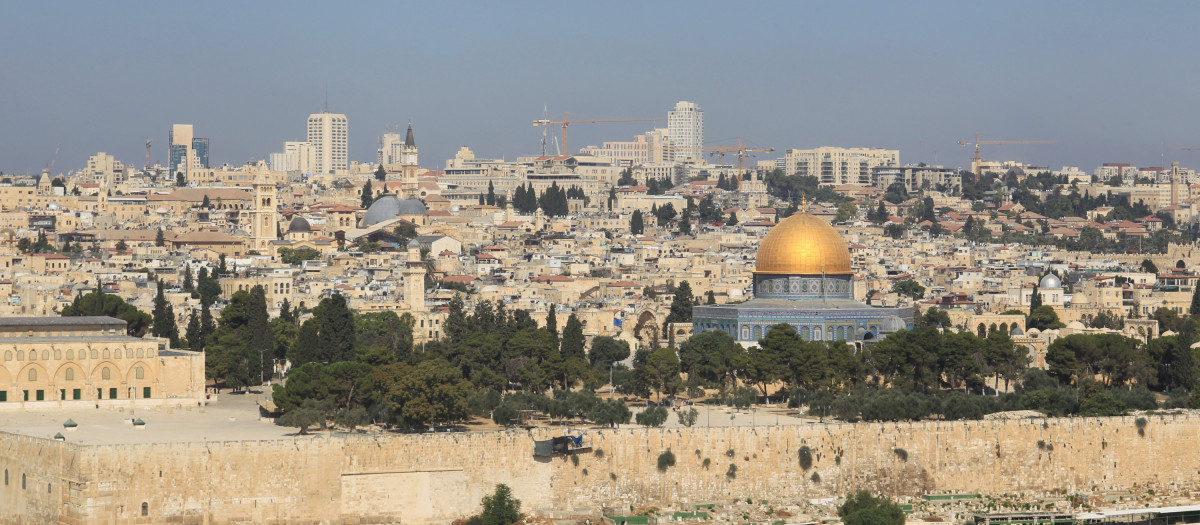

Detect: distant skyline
3,1,1200,176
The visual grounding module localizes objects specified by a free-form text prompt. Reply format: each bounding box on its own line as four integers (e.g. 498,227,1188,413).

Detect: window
28,369,36,381
102,367,110,380
41,351,48,361
35,390,43,401
65,368,74,381
135,366,144,380
21,473,25,490
90,349,97,359
28,350,35,361
136,349,144,358
141,502,148,516
103,349,109,359
143,387,151,399
3,351,9,361
109,388,117,399
126,349,133,359
72,389,80,400
0,391,6,402
66,349,72,360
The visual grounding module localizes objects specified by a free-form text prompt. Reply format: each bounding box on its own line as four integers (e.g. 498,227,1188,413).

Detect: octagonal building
692,211,912,346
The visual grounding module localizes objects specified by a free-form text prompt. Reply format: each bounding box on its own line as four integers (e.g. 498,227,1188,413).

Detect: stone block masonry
2,414,1198,524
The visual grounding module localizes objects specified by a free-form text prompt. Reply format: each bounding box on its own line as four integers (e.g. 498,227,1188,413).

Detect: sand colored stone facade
2,414,1199,524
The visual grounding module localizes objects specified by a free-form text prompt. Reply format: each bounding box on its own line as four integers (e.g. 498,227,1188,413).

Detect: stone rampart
2,414,1198,524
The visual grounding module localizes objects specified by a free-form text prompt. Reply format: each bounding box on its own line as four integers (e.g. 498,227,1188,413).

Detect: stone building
0,316,205,409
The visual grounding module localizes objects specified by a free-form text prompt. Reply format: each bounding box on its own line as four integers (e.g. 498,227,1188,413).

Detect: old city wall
3,414,1200,524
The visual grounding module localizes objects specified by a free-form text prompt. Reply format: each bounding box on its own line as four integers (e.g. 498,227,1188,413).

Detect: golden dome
755,212,852,275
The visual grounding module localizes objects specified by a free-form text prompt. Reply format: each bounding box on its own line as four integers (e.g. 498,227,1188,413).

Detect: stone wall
2,414,1199,524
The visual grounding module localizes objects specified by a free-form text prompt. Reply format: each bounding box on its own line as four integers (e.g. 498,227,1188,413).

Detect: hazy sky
3,1,1200,176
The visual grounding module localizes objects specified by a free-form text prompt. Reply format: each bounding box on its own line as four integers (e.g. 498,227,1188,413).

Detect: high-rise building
307,113,348,174
168,124,209,180
378,125,418,167
269,142,315,173
667,101,703,162
784,147,899,186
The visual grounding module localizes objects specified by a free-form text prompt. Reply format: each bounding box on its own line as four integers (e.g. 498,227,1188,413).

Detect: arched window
977,323,987,338
21,473,25,490
102,367,110,381
90,349,98,359
3,351,9,361
41,350,48,361
28,369,36,381
136,349,144,358
66,349,73,360
65,368,74,381
53,350,61,360
28,350,35,361
102,349,110,359
1000,323,1008,334
126,349,133,359
989,323,998,335
136,367,144,380
141,502,148,516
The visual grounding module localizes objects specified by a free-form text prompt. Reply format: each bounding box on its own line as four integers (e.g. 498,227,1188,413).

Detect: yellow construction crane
956,135,1056,178
532,112,661,155
706,138,775,170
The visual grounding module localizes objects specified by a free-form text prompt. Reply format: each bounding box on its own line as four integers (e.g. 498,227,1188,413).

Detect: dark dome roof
363,194,427,227
288,216,311,233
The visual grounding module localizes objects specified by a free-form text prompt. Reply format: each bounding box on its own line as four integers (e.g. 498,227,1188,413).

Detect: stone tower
403,239,426,312
250,173,277,253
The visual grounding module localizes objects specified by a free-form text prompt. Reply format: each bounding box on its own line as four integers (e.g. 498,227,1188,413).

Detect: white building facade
307,113,348,174
667,101,703,162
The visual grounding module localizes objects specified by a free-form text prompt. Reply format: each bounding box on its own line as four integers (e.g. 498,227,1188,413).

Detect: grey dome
288,216,311,233
882,316,907,333
363,194,426,227
1039,273,1062,289
1010,325,1025,336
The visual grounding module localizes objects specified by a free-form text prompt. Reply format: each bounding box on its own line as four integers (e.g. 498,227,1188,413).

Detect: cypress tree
545,303,558,337
561,314,585,361
487,181,496,206
1029,282,1042,312
362,179,374,209
630,210,644,235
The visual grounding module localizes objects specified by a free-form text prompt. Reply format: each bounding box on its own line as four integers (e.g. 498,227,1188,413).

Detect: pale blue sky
2,1,1199,175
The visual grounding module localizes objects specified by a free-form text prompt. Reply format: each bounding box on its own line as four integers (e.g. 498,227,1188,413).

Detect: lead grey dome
1039,273,1062,289
363,194,427,227
288,216,311,233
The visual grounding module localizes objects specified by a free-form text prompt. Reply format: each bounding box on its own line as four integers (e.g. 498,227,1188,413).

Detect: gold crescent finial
801,193,808,213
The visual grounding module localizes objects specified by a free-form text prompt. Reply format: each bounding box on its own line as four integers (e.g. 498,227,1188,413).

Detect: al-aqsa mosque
692,210,912,345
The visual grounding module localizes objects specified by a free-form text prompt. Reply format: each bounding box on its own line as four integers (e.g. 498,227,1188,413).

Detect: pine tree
279,298,294,324
375,164,386,182
202,194,211,209
152,280,180,347
728,211,739,226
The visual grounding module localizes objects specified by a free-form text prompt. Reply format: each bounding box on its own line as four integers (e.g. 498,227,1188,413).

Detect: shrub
594,448,604,458
610,472,617,480
571,454,579,466
702,458,711,470
726,448,735,458
893,448,908,462
811,472,821,483
835,454,842,466
1037,440,1046,450
726,463,737,479
582,468,588,476
798,446,814,470
657,450,676,472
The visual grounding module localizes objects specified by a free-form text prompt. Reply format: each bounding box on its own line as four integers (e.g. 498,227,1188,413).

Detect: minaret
1170,161,1181,207
403,239,426,312
250,173,277,253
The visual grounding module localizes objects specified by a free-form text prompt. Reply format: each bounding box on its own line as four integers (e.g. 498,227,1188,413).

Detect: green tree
746,324,796,398
635,405,669,427
1141,258,1158,274
1191,282,1200,316
115,239,128,253
834,201,858,223
643,347,682,402
727,211,738,226
664,281,695,327
587,336,630,370
62,289,152,336
486,180,496,206
892,279,925,300
560,314,585,361
151,280,180,347
678,329,746,391
374,164,386,181
838,491,906,525
376,359,471,429
314,293,356,363
201,194,211,209
465,484,522,525
1027,305,1064,331
155,228,165,247
630,209,645,234
175,171,186,187
361,179,374,209
182,265,194,293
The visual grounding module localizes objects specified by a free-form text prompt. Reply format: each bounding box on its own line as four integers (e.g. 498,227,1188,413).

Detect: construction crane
532,112,661,156
706,138,775,170
43,142,61,176
956,135,1056,179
